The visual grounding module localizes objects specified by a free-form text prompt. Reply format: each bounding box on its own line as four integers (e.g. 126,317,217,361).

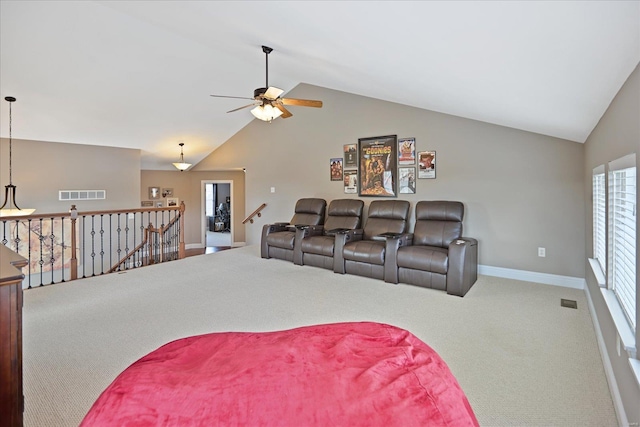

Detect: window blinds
608,154,636,329
593,166,606,275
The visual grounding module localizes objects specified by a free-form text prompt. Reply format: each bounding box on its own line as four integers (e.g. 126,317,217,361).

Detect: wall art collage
330,135,436,196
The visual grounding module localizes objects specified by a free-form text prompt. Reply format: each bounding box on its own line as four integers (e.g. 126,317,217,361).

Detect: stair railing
0,202,186,288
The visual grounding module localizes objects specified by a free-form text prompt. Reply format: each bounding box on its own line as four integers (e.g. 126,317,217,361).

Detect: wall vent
59,190,106,201
560,299,577,309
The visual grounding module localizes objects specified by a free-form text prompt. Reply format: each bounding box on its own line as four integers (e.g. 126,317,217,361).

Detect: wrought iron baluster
116,214,122,271
99,215,105,275
124,213,130,269
38,217,44,286
109,214,113,270
49,217,55,285
82,215,87,278
90,215,96,277
61,217,66,282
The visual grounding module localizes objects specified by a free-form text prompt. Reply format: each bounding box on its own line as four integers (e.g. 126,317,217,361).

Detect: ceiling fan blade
263,87,284,100
275,103,293,118
281,98,323,108
226,103,258,113
211,94,255,100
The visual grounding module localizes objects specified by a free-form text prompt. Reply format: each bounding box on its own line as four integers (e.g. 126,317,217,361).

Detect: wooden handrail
243,203,267,224
0,205,180,221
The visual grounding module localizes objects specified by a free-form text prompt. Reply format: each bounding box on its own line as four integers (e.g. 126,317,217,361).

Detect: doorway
202,180,233,248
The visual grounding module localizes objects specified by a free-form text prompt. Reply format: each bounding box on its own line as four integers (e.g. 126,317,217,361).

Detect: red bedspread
81,322,478,426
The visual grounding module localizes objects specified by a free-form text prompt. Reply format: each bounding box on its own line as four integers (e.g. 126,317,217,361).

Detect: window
592,166,606,274
608,155,636,330
205,183,217,217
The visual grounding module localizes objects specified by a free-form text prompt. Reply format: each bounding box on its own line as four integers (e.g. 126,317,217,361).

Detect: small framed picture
399,167,416,194
398,137,416,165
166,197,179,207
141,201,154,207
162,188,174,198
149,186,161,199
418,151,436,179
330,158,343,181
343,144,358,168
155,201,163,208
344,170,358,194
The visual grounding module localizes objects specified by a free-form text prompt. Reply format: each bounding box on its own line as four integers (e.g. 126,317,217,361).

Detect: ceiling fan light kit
210,45,322,122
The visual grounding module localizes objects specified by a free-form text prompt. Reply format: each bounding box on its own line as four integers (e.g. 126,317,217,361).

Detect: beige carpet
22,245,617,426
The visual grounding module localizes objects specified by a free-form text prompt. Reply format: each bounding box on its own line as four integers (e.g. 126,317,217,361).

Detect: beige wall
140,169,245,245
0,138,140,213
583,63,640,424
197,83,586,278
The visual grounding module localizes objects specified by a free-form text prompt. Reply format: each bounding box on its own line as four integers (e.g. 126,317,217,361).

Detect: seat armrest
302,224,325,237
325,227,349,236
382,233,413,283
332,229,363,274
340,229,363,243
446,237,478,297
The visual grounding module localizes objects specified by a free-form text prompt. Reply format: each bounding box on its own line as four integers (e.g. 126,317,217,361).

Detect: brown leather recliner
294,199,365,270
388,201,478,297
261,198,326,262
338,200,411,281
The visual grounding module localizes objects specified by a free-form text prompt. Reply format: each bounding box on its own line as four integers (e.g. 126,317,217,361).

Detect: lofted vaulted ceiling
0,1,638,170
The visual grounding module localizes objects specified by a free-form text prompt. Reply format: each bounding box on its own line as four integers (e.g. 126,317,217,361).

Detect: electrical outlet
538,247,546,257
270,187,276,193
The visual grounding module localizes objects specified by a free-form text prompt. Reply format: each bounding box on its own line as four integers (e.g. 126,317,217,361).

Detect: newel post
178,201,186,259
69,205,78,281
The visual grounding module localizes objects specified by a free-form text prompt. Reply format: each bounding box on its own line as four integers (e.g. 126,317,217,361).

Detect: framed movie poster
358,135,397,197
418,151,436,179
398,137,416,165
344,170,358,194
330,158,343,181
399,167,416,194
343,144,358,168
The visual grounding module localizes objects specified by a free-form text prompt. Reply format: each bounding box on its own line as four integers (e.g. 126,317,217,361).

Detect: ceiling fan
210,45,322,122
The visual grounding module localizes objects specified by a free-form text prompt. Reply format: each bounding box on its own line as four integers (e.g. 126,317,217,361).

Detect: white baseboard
584,282,629,427
479,264,585,289
232,242,246,247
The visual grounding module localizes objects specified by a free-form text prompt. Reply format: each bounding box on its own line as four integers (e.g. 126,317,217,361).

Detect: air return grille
59,190,106,201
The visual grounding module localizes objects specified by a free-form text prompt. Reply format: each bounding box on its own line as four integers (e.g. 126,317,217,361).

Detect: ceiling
1,1,638,170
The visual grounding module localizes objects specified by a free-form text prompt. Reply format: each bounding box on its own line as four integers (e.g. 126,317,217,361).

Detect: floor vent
560,299,577,309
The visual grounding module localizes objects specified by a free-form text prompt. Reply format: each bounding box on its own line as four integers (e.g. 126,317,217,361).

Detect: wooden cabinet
0,245,27,427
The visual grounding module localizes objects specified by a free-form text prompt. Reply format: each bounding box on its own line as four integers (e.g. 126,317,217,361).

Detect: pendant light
172,142,191,171
0,96,35,217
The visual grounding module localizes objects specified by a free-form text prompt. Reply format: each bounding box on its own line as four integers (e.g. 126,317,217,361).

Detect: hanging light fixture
172,141,192,171
0,96,35,217
251,103,283,122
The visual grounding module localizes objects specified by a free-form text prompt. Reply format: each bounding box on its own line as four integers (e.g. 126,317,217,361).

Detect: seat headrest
328,199,364,217
294,198,327,215
367,200,410,220
415,201,463,222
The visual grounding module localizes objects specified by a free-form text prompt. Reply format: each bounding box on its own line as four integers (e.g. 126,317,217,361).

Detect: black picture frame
358,135,398,197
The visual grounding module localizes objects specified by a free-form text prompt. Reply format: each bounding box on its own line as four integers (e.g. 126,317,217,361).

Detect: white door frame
201,180,233,247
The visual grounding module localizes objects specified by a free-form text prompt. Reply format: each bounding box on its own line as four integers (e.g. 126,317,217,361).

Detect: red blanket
81,322,478,426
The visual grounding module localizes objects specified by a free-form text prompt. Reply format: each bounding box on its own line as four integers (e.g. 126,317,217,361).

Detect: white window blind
593,166,606,275
608,154,636,330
